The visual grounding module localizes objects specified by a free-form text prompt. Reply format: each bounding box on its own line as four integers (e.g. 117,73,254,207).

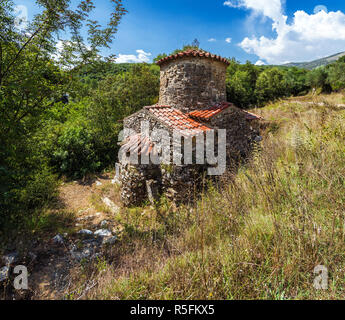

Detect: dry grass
288,92,345,105
66,95,345,300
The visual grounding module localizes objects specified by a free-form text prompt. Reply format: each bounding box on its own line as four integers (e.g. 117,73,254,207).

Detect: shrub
18,168,59,210
0,166,59,242
51,120,101,179
255,68,286,104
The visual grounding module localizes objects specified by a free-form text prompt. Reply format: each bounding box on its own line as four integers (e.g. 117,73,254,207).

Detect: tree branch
0,22,46,83
0,41,3,85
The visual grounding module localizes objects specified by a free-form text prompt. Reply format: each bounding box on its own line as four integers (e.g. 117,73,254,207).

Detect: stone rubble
102,197,120,214
52,235,64,245
0,266,9,282
100,220,109,228
2,252,18,266
102,236,117,245
78,229,94,236
94,229,113,238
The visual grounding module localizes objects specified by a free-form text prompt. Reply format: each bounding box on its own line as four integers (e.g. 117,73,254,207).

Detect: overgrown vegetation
68,97,345,300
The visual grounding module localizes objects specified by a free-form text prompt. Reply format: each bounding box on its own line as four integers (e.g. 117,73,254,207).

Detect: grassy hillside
283,52,345,70
64,94,345,300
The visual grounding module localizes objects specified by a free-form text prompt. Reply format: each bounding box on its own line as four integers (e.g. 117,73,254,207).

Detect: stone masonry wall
210,106,259,165
124,110,172,136
158,57,227,113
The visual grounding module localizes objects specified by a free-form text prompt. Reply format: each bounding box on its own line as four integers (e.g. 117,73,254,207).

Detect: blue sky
13,0,345,64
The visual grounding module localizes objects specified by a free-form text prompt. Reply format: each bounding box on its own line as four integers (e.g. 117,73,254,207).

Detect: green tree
255,67,286,104
226,61,260,108
306,67,330,92
0,0,126,236
327,61,345,91
85,64,160,167
283,67,310,96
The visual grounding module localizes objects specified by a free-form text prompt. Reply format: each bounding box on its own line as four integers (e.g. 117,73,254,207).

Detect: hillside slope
283,52,345,69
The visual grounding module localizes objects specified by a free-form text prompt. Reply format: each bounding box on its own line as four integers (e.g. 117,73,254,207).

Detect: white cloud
51,40,67,62
225,37,232,43
314,5,328,14
208,38,217,42
255,60,266,66
224,0,284,23
115,50,152,63
224,0,345,64
14,5,28,30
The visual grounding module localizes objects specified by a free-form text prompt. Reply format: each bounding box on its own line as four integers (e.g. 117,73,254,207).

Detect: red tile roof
156,50,230,66
188,102,232,121
121,134,157,157
189,103,263,121
145,105,211,136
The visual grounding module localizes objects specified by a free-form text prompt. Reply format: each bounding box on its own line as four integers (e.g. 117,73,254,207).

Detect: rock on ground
78,229,93,236
102,236,117,245
102,197,120,214
2,252,18,266
0,266,9,282
52,235,64,245
94,229,112,238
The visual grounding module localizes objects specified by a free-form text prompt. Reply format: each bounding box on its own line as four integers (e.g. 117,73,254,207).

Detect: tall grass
70,99,345,300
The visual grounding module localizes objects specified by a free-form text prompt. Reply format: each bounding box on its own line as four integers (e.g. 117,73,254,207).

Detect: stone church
117,50,262,205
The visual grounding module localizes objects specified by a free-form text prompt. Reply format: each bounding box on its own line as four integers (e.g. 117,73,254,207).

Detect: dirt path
28,173,121,299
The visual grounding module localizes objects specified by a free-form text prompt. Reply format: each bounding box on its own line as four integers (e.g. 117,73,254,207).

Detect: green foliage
0,166,59,238
40,63,160,179
51,120,101,179
17,168,59,210
226,61,260,108
282,67,309,96
82,63,159,170
255,68,286,104
154,39,202,60
306,67,330,92
226,61,311,108
225,54,345,108
89,64,159,121
305,56,345,92
327,61,345,91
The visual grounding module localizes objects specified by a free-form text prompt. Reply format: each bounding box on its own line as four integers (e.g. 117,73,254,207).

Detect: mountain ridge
281,51,345,70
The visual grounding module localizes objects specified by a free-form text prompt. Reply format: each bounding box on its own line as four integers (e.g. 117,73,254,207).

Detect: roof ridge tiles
156,50,230,66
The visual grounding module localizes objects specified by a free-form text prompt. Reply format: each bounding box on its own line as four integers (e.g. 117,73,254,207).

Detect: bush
255,68,286,104
51,120,101,179
327,61,345,91
18,168,59,210
0,166,59,242
306,67,330,92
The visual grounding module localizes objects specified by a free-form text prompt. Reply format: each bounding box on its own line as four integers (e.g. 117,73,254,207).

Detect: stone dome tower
156,50,230,114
